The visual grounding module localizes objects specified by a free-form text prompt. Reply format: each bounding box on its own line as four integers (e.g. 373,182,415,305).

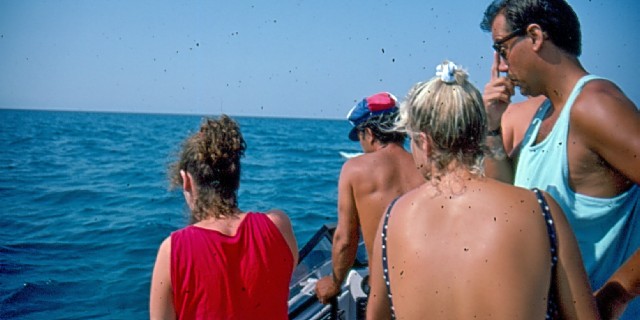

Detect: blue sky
1,0,638,119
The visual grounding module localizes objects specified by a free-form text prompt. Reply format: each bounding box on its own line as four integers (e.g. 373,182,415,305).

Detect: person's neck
194,209,245,233
425,163,480,196
541,55,588,109
197,207,242,222
372,141,403,152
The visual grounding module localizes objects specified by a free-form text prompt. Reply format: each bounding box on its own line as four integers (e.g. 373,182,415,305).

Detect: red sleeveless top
170,213,293,319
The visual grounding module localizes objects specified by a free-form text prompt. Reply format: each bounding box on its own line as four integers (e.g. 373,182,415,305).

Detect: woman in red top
150,115,298,320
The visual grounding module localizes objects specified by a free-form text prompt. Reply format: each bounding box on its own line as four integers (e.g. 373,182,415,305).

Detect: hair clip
435,61,457,84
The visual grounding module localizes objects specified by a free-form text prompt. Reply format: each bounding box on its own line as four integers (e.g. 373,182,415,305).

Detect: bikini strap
532,188,559,319
381,196,400,319
532,188,558,265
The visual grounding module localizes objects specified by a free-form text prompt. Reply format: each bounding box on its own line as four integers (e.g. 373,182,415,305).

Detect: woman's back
369,177,597,319
386,179,552,318
171,212,294,319
150,116,299,320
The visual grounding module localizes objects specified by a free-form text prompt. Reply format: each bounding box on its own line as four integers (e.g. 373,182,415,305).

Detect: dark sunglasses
492,28,525,59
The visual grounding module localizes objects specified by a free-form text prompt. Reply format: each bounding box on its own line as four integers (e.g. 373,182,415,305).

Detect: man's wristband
487,126,502,137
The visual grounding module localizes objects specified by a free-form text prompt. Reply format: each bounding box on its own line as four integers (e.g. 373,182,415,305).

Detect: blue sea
0,109,359,319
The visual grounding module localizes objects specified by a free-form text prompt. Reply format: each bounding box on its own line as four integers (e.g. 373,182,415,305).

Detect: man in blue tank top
480,1,640,319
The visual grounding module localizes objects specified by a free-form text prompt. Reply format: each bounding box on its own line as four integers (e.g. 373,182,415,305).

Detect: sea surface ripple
0,109,359,319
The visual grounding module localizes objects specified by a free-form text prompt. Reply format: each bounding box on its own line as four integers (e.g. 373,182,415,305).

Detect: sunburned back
386,179,553,319
350,144,424,261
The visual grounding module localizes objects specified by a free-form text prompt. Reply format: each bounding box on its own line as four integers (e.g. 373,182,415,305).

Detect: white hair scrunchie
435,61,457,84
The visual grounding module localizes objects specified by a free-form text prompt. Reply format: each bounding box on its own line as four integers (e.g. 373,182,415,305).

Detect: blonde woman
366,62,599,319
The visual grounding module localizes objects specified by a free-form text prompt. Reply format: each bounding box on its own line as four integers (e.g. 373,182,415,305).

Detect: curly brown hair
169,115,246,222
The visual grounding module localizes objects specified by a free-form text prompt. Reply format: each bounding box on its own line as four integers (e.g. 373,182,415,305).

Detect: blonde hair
395,61,487,179
169,115,246,222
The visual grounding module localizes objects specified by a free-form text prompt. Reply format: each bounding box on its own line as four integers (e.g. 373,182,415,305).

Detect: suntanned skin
149,171,298,320
482,94,544,181
483,13,640,319
595,250,640,319
315,128,423,304
366,136,599,320
484,14,640,194
500,95,547,157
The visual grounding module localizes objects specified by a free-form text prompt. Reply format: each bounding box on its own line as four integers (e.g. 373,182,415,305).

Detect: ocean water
0,109,360,319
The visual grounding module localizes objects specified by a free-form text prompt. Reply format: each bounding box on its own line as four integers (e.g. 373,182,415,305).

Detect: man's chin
513,81,537,97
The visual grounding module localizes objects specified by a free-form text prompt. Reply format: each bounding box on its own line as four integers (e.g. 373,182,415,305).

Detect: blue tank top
514,75,640,319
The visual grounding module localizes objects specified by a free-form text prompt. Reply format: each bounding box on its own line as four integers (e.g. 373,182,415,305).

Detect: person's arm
266,209,299,271
315,164,360,304
575,81,640,185
150,237,176,320
544,192,600,319
574,80,640,319
483,52,515,183
366,207,391,320
595,249,640,319
484,134,514,183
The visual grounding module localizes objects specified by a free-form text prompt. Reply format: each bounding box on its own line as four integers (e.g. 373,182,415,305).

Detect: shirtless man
315,92,423,304
481,0,640,318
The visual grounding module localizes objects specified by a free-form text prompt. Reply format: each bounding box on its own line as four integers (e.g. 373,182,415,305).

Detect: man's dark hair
357,113,406,145
480,0,582,56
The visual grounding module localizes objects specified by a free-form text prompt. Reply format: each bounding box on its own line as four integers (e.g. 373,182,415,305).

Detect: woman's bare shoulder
264,209,291,226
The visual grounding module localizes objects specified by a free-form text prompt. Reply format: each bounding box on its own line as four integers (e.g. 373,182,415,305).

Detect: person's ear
526,23,545,51
181,170,193,193
181,169,197,210
364,127,375,143
418,132,431,155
